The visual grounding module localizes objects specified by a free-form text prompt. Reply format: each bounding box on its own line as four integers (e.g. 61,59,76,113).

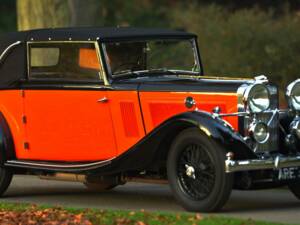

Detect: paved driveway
1,175,300,224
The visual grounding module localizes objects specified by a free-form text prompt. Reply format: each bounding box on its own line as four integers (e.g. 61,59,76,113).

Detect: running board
4,158,114,172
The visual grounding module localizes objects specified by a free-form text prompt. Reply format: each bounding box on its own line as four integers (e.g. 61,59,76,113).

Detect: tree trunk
17,0,71,31
16,0,100,31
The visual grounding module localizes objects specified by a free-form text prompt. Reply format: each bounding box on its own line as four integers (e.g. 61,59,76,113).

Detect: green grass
0,202,292,225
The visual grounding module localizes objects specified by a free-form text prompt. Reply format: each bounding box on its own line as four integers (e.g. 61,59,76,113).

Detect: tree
16,0,100,31
0,0,16,32
17,0,70,31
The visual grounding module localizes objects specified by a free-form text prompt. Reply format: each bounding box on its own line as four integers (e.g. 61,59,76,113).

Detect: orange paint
139,92,238,133
0,89,238,162
22,90,117,161
107,91,145,155
0,90,26,158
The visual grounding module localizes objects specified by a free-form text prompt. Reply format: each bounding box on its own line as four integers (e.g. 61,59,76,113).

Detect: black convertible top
1,27,196,43
0,27,197,88
34,27,196,41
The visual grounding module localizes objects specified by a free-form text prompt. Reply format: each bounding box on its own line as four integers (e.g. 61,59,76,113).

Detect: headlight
244,84,270,113
249,121,270,144
286,79,300,111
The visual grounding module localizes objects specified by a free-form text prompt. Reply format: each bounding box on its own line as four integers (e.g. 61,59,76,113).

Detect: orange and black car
0,27,299,212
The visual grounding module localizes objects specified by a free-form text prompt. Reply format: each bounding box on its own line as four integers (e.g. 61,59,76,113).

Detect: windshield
102,39,200,78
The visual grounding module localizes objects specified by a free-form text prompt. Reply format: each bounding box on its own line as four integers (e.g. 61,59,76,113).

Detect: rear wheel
288,181,300,199
0,167,12,196
167,127,233,212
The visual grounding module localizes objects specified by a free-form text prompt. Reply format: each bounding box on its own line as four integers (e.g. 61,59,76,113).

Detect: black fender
0,112,15,166
93,111,256,175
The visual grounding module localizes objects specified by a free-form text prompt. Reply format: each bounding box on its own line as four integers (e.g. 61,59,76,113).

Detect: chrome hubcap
185,164,196,179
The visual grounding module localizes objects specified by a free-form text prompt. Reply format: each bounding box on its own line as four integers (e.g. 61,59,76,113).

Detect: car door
20,41,117,161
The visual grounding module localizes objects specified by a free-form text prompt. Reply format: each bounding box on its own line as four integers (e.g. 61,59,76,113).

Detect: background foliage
1,0,300,94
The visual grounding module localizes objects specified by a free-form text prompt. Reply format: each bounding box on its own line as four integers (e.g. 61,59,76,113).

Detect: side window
29,42,103,82
31,47,59,67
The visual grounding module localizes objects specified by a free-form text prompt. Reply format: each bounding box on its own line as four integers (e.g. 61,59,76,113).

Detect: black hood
112,76,254,93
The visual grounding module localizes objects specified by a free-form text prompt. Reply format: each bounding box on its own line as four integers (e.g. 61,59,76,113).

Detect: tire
288,181,300,199
0,167,12,196
84,182,117,191
167,127,233,212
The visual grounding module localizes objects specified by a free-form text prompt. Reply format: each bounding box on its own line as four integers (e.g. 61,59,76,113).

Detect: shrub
171,4,300,93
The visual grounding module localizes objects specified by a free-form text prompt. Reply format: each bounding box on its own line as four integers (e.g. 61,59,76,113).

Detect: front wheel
0,167,13,196
167,128,233,212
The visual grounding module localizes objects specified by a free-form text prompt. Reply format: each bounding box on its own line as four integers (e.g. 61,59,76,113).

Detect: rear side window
29,42,103,82
31,48,59,67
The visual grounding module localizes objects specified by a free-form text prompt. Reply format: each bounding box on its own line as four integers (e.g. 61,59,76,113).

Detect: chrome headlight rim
244,84,271,113
249,121,270,144
286,79,300,111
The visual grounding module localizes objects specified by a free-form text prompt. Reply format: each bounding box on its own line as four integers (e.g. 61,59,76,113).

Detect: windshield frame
100,37,203,81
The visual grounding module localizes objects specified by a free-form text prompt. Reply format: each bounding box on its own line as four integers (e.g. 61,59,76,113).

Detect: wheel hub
177,143,216,201
185,164,196,179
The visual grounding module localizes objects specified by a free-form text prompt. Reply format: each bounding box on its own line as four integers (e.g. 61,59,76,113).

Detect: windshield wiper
113,69,136,76
134,68,176,75
136,69,201,76
113,68,172,79
168,70,201,75
113,68,200,80
112,70,141,79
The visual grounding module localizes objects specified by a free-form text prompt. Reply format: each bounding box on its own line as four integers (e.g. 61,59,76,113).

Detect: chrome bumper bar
225,153,300,173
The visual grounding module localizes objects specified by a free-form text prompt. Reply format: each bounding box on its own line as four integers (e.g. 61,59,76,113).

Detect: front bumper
225,152,300,173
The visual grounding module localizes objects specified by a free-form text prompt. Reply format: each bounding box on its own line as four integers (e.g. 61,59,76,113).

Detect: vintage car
0,27,299,212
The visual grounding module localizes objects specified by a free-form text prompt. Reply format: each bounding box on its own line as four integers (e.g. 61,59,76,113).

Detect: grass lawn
0,202,293,225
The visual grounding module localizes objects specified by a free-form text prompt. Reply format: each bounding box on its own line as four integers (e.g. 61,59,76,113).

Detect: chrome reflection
286,79,300,111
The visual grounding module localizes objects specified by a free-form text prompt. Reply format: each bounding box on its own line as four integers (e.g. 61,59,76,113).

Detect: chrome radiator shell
238,84,279,153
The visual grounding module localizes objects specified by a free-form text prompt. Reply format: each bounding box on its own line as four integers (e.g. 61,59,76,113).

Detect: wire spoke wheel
167,128,233,212
177,143,216,200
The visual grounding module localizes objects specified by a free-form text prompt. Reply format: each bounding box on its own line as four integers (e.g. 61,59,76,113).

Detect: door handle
97,97,108,103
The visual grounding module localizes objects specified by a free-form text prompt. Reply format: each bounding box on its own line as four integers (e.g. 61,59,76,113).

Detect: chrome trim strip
217,109,288,118
0,41,22,63
61,85,114,90
191,39,201,74
237,83,250,114
5,158,114,170
225,154,300,173
95,41,110,86
218,112,248,117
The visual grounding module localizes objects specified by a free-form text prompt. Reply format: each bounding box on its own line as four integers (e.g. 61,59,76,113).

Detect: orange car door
22,88,116,161
20,42,117,161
